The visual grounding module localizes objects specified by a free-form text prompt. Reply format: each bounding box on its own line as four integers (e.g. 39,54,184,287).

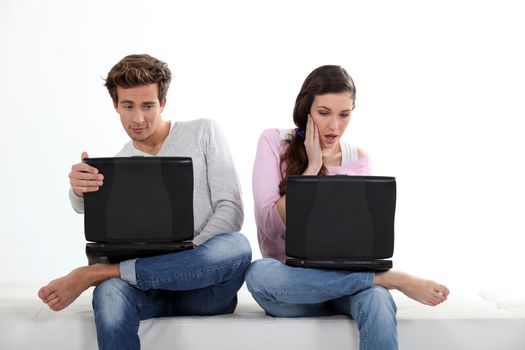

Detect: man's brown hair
105,54,172,104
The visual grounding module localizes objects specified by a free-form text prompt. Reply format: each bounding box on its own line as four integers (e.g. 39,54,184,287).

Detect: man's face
114,84,166,142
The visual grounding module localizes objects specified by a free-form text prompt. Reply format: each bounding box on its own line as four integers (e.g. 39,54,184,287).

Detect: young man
38,54,252,350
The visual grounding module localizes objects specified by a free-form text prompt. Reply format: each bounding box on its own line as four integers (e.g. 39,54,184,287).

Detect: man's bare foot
374,270,450,306
38,264,120,311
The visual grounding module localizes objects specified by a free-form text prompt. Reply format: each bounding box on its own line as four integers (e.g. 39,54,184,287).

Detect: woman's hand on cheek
303,115,322,175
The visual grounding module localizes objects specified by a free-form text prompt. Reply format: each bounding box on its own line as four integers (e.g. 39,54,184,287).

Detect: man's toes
50,304,63,311
54,300,71,312
47,296,61,308
43,291,59,304
38,286,50,300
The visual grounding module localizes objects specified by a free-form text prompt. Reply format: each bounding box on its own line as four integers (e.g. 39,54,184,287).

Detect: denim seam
357,298,368,350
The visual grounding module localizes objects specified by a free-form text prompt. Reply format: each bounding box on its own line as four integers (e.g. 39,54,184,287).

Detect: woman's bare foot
38,264,120,311
374,270,449,306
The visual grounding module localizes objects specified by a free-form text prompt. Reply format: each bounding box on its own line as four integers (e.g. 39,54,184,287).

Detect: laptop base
86,241,194,265
285,258,392,271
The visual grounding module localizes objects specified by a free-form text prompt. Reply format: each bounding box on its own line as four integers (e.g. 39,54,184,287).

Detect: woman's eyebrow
315,106,352,113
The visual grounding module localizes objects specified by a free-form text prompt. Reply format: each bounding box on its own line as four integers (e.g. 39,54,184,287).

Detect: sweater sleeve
192,120,244,246
69,187,84,213
252,129,286,241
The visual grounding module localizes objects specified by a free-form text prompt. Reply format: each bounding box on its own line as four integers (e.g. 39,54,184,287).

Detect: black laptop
83,157,194,264
285,175,396,271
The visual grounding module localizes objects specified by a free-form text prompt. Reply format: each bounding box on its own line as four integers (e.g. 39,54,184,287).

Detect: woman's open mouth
324,134,338,143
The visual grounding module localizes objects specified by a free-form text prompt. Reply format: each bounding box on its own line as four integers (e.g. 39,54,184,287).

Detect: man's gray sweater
69,118,243,246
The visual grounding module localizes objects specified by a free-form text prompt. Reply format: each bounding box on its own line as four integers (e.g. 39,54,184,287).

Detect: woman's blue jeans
245,258,398,350
92,232,252,350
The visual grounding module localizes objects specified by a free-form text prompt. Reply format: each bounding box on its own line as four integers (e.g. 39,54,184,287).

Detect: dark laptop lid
285,175,396,261
83,157,194,243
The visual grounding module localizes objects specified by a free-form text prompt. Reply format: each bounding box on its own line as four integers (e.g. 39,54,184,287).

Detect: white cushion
1,282,524,350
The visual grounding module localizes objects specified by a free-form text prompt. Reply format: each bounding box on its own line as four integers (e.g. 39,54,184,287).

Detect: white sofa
1,281,524,349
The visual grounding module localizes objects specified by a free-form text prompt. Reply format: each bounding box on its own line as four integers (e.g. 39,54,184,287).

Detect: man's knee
218,232,251,252
204,232,252,264
92,278,134,327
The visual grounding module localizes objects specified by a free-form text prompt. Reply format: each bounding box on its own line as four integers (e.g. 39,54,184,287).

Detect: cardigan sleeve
252,129,287,242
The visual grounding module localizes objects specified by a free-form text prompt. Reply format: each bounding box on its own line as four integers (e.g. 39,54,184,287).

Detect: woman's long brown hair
278,65,356,196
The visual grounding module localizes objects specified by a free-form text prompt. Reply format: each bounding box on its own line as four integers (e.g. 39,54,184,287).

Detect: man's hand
69,151,103,197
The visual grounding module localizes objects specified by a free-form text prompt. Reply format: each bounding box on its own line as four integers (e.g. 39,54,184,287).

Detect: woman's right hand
69,151,104,197
303,115,322,175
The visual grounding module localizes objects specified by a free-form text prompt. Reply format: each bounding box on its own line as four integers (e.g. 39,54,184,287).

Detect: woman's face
309,92,354,149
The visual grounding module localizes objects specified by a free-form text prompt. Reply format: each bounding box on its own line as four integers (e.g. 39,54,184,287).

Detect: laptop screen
83,157,194,243
285,175,396,260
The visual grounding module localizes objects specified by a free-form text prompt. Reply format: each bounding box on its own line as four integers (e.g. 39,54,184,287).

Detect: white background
1,0,524,290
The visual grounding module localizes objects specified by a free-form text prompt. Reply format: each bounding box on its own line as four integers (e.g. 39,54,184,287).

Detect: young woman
245,65,449,350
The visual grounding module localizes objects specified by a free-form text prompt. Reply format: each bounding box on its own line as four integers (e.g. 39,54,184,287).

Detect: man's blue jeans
245,258,398,350
92,232,252,350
